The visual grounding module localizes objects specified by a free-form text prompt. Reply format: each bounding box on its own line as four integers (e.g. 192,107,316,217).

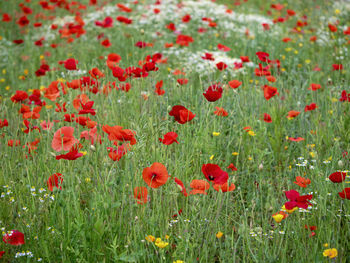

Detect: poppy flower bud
90,145,96,152
259,163,263,170
140,29,144,35
338,160,343,167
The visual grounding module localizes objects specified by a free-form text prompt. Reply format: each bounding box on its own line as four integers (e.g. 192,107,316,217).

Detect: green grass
0,0,349,262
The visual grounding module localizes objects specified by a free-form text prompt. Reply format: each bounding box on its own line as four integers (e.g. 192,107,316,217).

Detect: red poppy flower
304,103,317,112
213,107,228,117
228,80,242,89
263,113,272,123
17,16,29,27
294,176,311,188
134,187,148,204
176,35,193,46
142,162,169,188
227,163,237,171
0,251,4,258
2,230,25,246
2,13,11,22
174,177,188,197
101,39,111,47
287,110,300,119
256,51,269,62
44,81,65,101
11,90,28,103
338,188,350,200
202,164,228,185
263,85,278,100
169,105,195,124
0,119,8,128
308,84,321,91
154,80,165,95
117,3,132,12
51,126,78,152
240,56,250,62
213,182,236,192
95,16,113,28
340,90,350,102
216,62,227,71
108,144,129,161
56,144,83,160
182,14,191,23
47,173,63,191
189,179,210,195
159,132,179,145
329,172,346,183
284,189,312,210
332,64,343,71
203,84,223,102
202,53,215,61
328,24,337,32
102,125,137,145
166,22,176,31
177,78,188,85
288,137,304,142
217,43,230,52
116,16,132,24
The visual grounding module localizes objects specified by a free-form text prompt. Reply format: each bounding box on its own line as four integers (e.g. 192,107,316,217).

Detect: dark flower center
151,173,157,179
208,175,214,181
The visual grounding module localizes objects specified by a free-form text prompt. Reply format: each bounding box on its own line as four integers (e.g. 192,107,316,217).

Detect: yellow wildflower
216,231,223,239
212,132,220,136
155,238,168,248
323,248,337,259
145,235,155,242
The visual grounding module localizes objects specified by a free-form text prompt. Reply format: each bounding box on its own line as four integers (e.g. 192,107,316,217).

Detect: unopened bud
258,163,264,170
338,160,344,167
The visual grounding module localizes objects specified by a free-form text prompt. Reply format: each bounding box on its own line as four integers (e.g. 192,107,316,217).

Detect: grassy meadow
0,0,349,262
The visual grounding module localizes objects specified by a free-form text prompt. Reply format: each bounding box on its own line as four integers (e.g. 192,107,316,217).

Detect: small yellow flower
5,86,10,90
298,43,303,47
173,260,184,263
145,235,155,242
249,79,253,83
19,75,25,80
2,69,6,74
24,69,29,75
232,152,239,156
45,105,53,109
328,110,333,115
281,68,286,72
165,235,170,239
272,214,284,223
285,47,292,52
85,178,91,183
167,67,172,72
248,130,256,136
248,156,252,161
79,151,87,156
209,155,214,160
294,50,298,55
309,152,316,158
281,55,285,60
323,248,337,259
0,78,5,82
323,243,329,248
305,59,311,64
216,231,223,239
255,80,259,85
40,85,46,91
212,132,220,136
155,238,168,248
335,9,341,14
